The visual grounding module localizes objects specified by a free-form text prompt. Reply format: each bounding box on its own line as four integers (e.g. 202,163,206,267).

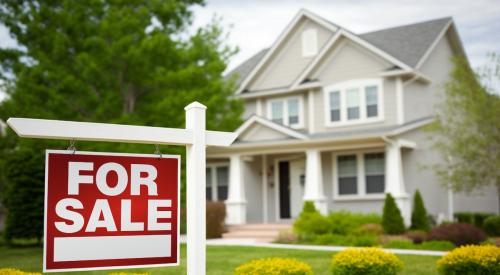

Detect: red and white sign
43,150,180,272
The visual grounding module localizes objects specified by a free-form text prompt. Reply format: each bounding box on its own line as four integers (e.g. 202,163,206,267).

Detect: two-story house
206,9,499,225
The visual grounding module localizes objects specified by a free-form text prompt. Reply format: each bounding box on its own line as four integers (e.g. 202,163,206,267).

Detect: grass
0,244,441,275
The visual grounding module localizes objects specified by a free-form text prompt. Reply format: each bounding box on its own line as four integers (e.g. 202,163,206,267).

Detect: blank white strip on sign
54,235,171,262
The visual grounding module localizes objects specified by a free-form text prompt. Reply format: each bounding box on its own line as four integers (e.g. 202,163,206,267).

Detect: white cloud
191,0,500,73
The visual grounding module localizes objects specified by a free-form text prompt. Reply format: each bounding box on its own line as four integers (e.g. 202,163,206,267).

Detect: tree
410,190,430,231
0,1,242,240
382,193,405,234
428,55,500,205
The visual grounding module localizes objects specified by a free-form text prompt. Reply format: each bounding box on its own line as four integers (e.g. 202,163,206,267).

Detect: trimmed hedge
437,245,500,275
382,194,405,234
206,201,226,239
454,212,495,229
483,215,500,236
235,258,313,275
331,248,404,275
428,223,487,246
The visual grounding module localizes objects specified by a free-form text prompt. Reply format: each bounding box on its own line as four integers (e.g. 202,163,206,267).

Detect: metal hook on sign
154,144,162,158
67,139,76,154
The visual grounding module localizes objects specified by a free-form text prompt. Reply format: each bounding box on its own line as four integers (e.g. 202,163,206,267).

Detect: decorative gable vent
301,29,318,57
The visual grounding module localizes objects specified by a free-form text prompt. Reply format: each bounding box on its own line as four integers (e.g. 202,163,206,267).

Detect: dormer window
325,79,384,126
268,96,303,128
301,29,318,57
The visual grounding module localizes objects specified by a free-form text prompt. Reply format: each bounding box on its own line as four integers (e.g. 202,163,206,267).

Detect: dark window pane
217,186,228,200
272,118,283,124
347,107,359,120
367,105,378,117
330,109,340,122
366,175,385,193
206,187,212,201
339,177,357,194
289,115,299,124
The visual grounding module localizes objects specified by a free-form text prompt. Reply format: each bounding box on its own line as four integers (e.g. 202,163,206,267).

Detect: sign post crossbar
7,101,236,275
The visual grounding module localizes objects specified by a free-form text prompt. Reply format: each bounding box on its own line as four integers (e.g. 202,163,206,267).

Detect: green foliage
312,234,378,247
331,248,404,275
235,258,313,275
384,240,455,251
1,150,44,244
428,55,500,195
437,245,500,275
454,212,495,229
0,1,243,236
327,211,382,235
483,215,500,236
293,202,331,240
410,190,430,232
382,194,405,234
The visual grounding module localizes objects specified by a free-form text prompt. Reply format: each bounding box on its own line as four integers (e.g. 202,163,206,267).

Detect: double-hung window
325,79,382,125
334,151,386,198
206,164,229,201
268,96,303,128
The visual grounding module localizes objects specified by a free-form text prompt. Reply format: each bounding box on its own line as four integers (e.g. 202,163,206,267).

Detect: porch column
385,140,410,225
304,149,328,215
225,154,247,224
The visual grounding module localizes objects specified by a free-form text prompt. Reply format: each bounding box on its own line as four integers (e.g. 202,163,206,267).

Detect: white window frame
302,28,318,57
206,162,229,202
324,79,384,127
267,96,304,129
332,149,386,201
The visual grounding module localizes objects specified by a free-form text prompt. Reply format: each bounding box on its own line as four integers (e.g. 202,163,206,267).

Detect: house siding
249,18,333,91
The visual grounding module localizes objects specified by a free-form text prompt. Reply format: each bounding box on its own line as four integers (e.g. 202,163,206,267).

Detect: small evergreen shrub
206,202,226,239
410,190,430,231
235,258,313,275
382,194,405,234
437,245,500,275
483,215,500,236
428,223,487,246
0,269,40,275
331,248,404,275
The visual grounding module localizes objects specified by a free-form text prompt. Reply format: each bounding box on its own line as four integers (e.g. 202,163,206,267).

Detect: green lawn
0,244,440,275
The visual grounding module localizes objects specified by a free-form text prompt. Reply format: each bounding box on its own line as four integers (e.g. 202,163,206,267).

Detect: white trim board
235,116,308,140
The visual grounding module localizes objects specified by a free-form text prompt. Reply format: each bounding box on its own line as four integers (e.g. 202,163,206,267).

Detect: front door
278,161,291,219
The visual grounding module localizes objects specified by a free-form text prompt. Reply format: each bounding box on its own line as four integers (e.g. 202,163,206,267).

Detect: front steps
222,223,292,243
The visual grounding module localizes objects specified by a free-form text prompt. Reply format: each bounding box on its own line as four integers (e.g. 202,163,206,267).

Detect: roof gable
236,116,308,142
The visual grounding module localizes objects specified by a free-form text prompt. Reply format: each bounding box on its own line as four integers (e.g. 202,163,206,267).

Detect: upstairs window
268,96,303,128
325,79,383,126
302,29,318,57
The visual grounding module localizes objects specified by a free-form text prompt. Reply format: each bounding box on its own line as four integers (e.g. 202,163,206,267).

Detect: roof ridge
361,16,452,36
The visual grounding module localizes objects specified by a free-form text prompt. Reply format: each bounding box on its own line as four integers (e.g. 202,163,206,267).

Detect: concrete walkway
179,235,447,256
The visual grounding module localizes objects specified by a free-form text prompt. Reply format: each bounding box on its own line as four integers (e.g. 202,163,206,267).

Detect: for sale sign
44,150,180,272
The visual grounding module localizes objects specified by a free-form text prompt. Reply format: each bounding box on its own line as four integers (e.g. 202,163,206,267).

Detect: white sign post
7,101,236,275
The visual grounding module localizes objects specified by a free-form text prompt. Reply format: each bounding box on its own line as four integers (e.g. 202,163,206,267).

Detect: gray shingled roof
226,17,452,86
360,17,451,67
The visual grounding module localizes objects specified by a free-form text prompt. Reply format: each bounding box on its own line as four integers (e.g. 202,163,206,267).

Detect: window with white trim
268,96,303,128
206,164,229,201
334,151,385,198
325,79,383,126
302,29,318,57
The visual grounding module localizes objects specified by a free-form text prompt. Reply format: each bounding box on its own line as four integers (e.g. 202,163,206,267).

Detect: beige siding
248,18,333,91
239,124,290,142
404,34,454,122
243,99,257,119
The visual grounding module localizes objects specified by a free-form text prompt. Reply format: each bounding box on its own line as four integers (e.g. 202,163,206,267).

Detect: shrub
410,190,430,231
405,230,427,244
428,223,487,246
206,201,226,239
454,212,495,229
382,194,405,234
312,233,378,247
327,211,381,235
275,229,298,244
384,240,455,251
294,202,331,239
355,223,384,236
437,245,500,275
483,216,500,236
235,258,313,275
0,269,40,275
331,248,404,275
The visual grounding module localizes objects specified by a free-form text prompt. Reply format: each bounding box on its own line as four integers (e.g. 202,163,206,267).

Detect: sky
1,0,499,100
